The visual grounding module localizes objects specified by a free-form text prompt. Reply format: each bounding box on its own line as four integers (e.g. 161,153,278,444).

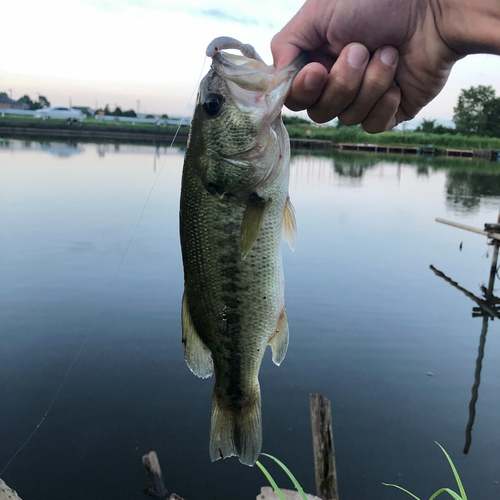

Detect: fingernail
304,71,323,91
347,44,368,69
381,47,398,66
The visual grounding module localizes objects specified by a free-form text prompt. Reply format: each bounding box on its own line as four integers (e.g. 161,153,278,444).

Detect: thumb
271,0,328,69
271,34,303,70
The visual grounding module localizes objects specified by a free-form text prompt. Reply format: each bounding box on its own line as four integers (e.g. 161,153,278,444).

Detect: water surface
1,140,499,500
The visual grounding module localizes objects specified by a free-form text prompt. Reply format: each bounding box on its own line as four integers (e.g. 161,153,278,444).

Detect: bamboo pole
310,394,339,500
435,218,500,241
429,265,500,319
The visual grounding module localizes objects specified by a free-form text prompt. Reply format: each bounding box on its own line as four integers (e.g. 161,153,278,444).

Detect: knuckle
270,34,281,52
338,111,362,127
307,107,334,124
332,75,359,97
286,99,306,112
362,121,385,134
380,86,402,109
364,74,393,95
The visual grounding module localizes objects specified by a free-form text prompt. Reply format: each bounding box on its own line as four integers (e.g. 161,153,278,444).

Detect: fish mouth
206,36,308,119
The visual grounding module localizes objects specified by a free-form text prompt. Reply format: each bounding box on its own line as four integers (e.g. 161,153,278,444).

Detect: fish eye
203,94,224,116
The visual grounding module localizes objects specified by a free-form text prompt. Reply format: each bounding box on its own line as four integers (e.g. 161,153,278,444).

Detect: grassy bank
0,114,189,143
286,124,500,150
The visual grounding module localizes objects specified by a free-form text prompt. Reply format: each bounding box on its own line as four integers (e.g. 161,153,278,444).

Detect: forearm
434,0,500,55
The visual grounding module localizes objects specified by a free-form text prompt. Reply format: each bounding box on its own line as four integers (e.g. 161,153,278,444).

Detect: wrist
433,0,500,55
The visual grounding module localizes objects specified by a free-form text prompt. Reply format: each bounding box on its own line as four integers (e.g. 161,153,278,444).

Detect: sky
2,0,500,126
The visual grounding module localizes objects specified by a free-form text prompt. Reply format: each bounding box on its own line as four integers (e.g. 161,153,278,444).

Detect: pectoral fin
282,196,297,251
241,194,268,260
268,310,289,366
182,292,214,379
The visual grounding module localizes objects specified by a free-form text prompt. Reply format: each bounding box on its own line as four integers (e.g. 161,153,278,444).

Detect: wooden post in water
486,213,500,296
142,451,169,499
310,394,339,500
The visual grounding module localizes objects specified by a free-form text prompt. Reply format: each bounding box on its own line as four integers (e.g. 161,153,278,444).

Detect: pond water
1,139,499,500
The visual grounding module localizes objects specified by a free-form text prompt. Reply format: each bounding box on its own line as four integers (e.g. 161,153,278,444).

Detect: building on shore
0,95,28,110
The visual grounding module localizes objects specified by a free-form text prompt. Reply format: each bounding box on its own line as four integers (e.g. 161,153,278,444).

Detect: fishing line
0,56,207,478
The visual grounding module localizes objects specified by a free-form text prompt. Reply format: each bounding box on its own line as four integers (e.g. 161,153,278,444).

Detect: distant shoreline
0,119,189,144
1,118,499,161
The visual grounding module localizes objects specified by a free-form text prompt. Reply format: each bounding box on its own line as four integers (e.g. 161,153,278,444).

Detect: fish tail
209,384,262,466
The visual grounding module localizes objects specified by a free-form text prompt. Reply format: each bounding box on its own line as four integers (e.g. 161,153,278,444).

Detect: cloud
88,0,277,27
197,7,259,25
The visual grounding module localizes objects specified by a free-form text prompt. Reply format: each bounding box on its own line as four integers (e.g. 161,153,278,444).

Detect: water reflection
446,172,500,212
290,150,500,205
0,138,176,159
0,138,83,157
430,215,500,454
2,141,500,500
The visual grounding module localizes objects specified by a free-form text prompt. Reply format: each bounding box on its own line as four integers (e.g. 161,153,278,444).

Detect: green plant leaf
256,460,286,500
428,488,463,500
383,444,467,500
382,483,421,500
435,443,467,500
261,453,308,500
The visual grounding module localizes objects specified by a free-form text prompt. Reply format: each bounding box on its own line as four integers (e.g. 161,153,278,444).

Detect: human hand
271,0,461,133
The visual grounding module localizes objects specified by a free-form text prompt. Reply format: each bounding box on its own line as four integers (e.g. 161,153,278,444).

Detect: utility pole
137,100,140,114
8,89,12,99
69,96,72,107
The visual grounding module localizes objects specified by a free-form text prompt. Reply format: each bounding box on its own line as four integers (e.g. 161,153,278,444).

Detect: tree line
415,85,500,137
290,85,500,138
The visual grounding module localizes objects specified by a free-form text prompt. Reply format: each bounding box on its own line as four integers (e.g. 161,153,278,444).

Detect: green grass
256,444,468,500
383,443,468,500
256,453,308,500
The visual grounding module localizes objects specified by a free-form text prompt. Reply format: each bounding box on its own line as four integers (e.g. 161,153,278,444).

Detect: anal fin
182,292,214,379
268,309,289,366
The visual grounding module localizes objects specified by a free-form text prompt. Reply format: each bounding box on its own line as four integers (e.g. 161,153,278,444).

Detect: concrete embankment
290,138,500,160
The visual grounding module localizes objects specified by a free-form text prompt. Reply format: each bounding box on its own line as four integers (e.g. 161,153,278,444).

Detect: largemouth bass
179,36,306,466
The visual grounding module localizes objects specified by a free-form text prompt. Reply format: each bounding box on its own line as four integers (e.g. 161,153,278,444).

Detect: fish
179,36,307,466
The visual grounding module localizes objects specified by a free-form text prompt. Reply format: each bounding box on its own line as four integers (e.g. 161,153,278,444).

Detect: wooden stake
142,451,169,499
310,394,339,500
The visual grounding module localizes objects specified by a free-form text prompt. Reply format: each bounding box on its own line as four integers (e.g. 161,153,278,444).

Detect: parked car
35,107,83,120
